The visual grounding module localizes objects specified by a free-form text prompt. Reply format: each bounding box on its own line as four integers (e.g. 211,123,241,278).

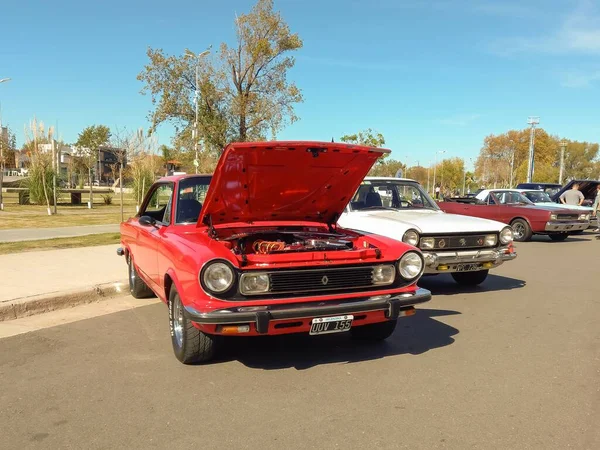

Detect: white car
337,177,517,286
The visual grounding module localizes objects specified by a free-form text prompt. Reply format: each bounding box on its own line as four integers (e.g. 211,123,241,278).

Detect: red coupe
439,189,590,242
119,141,432,364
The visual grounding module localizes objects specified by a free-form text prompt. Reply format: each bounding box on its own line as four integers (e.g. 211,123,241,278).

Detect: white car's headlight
420,237,435,249
398,251,424,281
499,227,513,244
201,261,234,294
402,229,419,246
484,234,497,246
550,213,557,220
239,272,270,295
372,265,396,285
580,213,590,221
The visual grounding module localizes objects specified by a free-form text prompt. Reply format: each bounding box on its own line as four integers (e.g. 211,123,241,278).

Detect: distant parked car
518,188,595,229
516,182,562,197
551,180,600,208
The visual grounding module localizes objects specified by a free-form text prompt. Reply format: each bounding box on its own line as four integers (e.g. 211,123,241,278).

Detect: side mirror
139,215,157,227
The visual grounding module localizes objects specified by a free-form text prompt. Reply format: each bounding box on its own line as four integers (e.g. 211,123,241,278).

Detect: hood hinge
205,214,218,239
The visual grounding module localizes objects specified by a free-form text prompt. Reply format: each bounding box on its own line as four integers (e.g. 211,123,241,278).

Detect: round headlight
499,227,513,244
398,251,424,280
420,237,435,249
240,272,270,295
402,229,419,246
201,261,234,294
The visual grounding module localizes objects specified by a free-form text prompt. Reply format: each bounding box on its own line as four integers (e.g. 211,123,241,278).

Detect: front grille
269,266,376,294
556,214,578,220
421,234,496,250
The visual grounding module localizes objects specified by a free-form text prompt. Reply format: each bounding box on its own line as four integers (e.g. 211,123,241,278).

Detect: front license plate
309,315,354,335
454,263,482,272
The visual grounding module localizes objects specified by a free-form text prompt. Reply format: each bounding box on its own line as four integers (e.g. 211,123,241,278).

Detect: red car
439,189,590,242
119,141,432,364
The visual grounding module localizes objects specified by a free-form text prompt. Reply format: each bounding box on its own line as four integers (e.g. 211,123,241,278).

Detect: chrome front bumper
422,246,517,273
544,221,589,232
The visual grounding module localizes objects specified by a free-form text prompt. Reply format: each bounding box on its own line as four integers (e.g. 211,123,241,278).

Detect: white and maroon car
337,177,517,286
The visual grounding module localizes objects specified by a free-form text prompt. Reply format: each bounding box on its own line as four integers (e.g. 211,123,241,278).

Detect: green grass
0,233,121,255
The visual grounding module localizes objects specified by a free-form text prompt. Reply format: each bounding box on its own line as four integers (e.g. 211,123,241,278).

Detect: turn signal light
437,265,449,271
399,308,416,317
482,262,494,269
218,325,251,334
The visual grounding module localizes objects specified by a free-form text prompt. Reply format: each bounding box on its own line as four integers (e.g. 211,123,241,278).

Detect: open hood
199,141,389,227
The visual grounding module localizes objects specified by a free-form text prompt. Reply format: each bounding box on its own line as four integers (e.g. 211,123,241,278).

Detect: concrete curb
0,280,129,322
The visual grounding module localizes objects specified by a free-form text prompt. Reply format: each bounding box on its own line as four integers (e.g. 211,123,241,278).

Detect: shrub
102,194,113,205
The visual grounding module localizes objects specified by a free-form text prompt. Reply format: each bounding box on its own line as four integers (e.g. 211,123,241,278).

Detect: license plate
454,263,482,272
309,315,354,335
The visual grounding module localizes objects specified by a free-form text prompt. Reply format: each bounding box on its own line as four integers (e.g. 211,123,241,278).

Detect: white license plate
454,263,482,272
309,315,354,335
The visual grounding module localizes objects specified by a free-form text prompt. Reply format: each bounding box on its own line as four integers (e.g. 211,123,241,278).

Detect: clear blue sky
1,0,599,169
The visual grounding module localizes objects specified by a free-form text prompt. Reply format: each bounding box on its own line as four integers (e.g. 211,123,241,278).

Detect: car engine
225,231,355,255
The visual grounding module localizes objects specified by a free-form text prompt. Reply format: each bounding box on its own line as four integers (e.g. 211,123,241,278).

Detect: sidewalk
0,245,127,320
0,224,120,243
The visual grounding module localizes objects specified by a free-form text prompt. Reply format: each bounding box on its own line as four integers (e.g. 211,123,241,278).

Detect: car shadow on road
528,235,589,243
214,308,460,370
418,274,526,296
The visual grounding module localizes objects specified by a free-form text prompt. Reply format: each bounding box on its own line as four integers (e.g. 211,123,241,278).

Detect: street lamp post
185,48,211,174
526,116,539,183
559,140,567,185
404,155,410,179
0,77,11,211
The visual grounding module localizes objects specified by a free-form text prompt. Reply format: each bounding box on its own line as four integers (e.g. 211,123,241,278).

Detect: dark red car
119,141,431,364
439,189,590,242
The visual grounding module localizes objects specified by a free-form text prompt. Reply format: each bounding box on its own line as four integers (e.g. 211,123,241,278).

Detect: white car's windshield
349,180,440,211
522,190,553,203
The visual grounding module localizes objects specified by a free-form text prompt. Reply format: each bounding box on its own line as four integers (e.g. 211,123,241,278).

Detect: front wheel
510,219,533,242
169,287,217,364
451,269,489,286
350,319,397,341
549,233,569,241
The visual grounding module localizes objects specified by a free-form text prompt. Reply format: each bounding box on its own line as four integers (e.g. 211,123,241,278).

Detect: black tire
549,233,569,241
351,319,397,341
510,218,533,242
169,286,217,364
128,256,155,299
571,230,584,235
451,269,489,286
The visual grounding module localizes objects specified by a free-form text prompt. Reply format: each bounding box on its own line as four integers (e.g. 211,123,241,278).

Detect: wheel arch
163,269,185,305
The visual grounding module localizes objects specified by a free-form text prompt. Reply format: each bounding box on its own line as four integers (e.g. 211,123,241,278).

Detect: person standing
593,185,600,232
559,183,585,206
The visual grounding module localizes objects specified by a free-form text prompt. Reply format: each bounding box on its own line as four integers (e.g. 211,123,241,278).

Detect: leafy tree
75,125,111,208
138,0,303,150
340,128,386,148
0,125,17,210
23,119,58,213
433,157,465,194
561,141,599,181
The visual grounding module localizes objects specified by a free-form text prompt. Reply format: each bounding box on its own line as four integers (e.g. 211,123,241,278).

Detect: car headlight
580,213,590,221
201,261,234,294
499,227,513,244
397,251,424,281
239,272,270,295
550,213,557,220
484,234,497,246
372,265,396,285
420,237,435,249
402,229,419,246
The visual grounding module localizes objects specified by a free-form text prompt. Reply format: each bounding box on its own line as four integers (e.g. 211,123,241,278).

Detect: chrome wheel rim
129,260,135,288
173,298,184,348
513,223,525,239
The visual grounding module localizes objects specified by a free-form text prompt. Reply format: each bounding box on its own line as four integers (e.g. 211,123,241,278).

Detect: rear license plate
454,263,482,272
309,315,354,335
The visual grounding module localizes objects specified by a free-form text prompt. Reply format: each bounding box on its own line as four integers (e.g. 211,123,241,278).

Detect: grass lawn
0,192,138,229
0,233,121,255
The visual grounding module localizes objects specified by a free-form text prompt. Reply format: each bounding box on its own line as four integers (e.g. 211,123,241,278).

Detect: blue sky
1,0,599,169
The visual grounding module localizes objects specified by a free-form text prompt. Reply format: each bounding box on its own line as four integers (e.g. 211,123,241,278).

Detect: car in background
516,182,562,197
518,188,595,229
119,141,432,364
337,177,516,286
551,179,600,208
439,189,589,242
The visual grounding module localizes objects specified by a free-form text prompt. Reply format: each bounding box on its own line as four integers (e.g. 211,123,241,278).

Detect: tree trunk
239,114,247,141
88,165,93,208
119,165,124,222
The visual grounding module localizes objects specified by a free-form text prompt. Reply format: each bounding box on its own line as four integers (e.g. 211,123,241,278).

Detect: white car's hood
535,202,592,212
338,209,507,239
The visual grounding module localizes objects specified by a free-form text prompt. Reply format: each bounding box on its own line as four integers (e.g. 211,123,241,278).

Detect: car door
135,182,174,289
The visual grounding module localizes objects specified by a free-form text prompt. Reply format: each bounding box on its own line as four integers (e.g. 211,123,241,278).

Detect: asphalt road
1,234,599,449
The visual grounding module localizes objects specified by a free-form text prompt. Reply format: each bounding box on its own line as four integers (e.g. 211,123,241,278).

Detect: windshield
522,191,553,203
176,176,212,224
493,191,534,205
349,180,440,211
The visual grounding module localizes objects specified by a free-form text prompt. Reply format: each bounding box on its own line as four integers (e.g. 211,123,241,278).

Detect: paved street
0,224,120,242
1,234,599,449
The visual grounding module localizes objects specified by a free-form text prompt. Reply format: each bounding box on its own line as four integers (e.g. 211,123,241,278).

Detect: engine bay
223,230,356,255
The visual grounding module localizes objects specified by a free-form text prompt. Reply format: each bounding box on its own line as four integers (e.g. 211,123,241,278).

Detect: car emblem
459,238,467,246
477,238,484,246
438,239,446,248
321,276,329,285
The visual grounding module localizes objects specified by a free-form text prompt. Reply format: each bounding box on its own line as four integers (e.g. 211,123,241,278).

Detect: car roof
157,174,213,183
364,177,417,182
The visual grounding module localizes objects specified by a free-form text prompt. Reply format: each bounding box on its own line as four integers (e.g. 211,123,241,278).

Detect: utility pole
404,155,410,178
427,162,431,193
559,140,567,185
185,48,211,174
526,116,539,183
0,77,11,211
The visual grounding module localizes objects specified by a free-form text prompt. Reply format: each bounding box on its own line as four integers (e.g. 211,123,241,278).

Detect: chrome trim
422,246,517,273
544,221,589,232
